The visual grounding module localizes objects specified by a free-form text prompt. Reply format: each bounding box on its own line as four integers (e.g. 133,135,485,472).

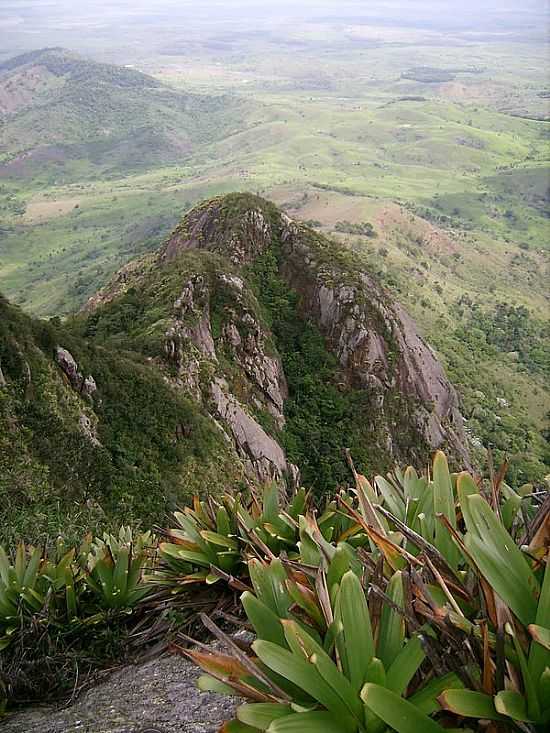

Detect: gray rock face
55,347,97,400
279,217,470,465
171,275,217,360
210,378,288,482
217,274,287,427
164,275,217,398
0,361,6,387
161,197,272,266
1,654,236,733
81,376,97,399
162,269,290,485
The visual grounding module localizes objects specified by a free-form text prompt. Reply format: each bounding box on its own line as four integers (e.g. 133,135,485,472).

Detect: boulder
55,347,80,385
55,347,97,400
79,414,101,447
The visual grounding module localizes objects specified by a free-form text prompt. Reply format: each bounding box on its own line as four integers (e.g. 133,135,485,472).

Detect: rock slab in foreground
2,654,235,733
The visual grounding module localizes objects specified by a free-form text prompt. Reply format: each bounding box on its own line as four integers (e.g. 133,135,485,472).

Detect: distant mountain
0,48,250,178
0,193,469,544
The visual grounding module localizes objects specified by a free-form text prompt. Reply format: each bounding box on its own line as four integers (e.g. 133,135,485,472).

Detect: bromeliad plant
2,450,547,730
158,495,243,586
0,526,155,651
1,527,156,708
181,451,549,733
82,526,154,610
0,541,80,650
157,485,310,586
435,474,550,731
158,483,369,589
343,455,550,732
180,530,468,732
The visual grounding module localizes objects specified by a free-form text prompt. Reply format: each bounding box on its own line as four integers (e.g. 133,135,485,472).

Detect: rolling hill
0,47,250,179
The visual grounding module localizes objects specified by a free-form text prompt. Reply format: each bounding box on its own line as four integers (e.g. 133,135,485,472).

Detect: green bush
2,450,548,731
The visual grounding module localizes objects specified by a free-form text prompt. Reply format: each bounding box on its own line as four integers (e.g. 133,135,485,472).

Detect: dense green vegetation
430,298,550,484
3,453,548,731
334,221,377,237
245,243,422,493
0,294,238,546
432,327,549,485
185,454,550,732
246,248,374,491
456,301,550,378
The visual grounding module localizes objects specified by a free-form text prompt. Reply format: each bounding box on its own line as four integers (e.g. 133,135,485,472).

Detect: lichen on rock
1,654,237,733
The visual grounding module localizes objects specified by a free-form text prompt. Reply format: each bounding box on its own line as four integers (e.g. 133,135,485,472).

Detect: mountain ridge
84,193,470,480
0,192,470,544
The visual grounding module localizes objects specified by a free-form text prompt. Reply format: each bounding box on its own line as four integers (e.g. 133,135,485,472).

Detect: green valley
0,1,548,488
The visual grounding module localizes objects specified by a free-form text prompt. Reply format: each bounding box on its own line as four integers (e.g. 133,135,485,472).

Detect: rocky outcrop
210,378,288,482
0,361,6,387
53,348,101,446
160,195,273,266
279,221,469,464
56,346,80,383
55,347,97,399
163,271,287,423
164,274,217,398
159,194,468,466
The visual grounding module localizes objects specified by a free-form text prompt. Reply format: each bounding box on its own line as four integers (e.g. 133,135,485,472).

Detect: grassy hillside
0,293,242,546
0,13,547,487
0,47,250,178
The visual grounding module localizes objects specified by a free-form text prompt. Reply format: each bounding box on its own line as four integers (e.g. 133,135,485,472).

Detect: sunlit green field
1,91,547,312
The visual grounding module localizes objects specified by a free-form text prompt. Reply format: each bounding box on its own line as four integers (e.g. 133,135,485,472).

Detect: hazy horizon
1,0,548,66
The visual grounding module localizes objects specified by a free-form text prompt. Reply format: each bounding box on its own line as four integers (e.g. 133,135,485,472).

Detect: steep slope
1,193,470,544
83,193,470,490
0,294,244,545
0,48,249,178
